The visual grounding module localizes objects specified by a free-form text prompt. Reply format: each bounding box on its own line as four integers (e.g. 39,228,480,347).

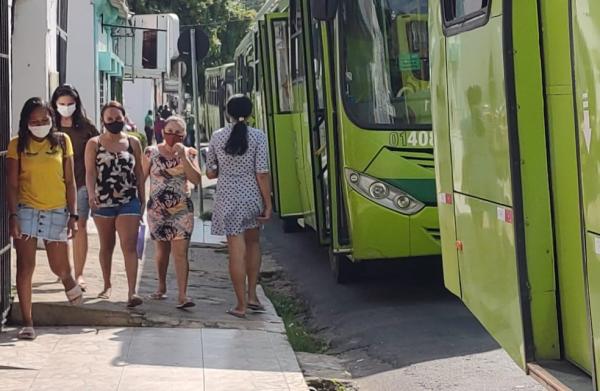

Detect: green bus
203,63,235,138
233,0,441,282
431,0,600,386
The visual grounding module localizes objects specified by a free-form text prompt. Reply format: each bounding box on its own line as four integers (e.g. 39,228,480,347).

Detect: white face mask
29,118,52,138
57,103,76,118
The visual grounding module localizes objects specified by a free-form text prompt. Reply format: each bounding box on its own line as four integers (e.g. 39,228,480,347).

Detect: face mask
57,104,76,118
104,121,124,134
29,123,52,138
164,134,184,147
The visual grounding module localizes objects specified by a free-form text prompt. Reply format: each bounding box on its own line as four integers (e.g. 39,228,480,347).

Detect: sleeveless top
95,137,138,208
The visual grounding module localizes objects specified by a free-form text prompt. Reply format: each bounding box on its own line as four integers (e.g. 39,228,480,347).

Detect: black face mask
104,121,124,134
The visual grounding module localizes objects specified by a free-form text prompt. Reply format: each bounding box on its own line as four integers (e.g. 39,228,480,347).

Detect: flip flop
176,299,196,310
78,280,87,292
17,327,36,340
97,288,111,300
149,292,168,300
65,284,83,306
247,302,266,312
127,295,143,308
226,309,246,319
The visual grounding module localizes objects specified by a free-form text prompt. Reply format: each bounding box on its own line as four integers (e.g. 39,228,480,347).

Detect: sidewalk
2,219,308,391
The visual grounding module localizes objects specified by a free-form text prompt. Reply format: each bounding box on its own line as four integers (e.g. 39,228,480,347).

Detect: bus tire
329,250,355,284
282,217,301,233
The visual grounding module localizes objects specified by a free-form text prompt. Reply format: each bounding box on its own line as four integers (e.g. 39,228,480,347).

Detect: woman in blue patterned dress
207,94,272,318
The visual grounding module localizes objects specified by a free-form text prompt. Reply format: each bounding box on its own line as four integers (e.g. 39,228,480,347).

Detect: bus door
265,13,304,224
306,15,331,245
571,0,600,382
432,0,561,370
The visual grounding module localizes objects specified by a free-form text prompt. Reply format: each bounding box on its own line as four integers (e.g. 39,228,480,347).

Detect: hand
9,216,22,239
257,206,272,224
173,143,186,157
67,217,78,239
89,196,99,211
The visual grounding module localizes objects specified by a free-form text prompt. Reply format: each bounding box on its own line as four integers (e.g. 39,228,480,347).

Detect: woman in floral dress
206,95,272,318
142,116,202,308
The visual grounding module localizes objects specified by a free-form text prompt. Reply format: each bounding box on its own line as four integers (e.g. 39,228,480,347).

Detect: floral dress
207,126,269,236
145,146,195,241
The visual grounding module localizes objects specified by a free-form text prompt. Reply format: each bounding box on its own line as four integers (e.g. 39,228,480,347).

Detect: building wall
66,0,97,124
11,0,54,130
123,78,155,130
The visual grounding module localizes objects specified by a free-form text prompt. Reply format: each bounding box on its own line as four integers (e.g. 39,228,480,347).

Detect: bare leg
45,241,77,292
115,215,141,301
244,228,262,306
73,218,89,286
227,234,247,314
94,216,117,296
15,238,37,327
171,239,190,304
154,240,171,296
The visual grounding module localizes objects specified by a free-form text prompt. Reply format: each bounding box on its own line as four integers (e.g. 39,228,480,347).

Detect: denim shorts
94,197,141,218
77,187,91,219
17,204,69,242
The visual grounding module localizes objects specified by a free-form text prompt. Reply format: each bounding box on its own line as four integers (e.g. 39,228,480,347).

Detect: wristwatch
69,214,79,221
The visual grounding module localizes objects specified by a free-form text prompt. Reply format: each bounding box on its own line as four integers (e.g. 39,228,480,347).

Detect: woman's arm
6,156,21,238
84,137,99,210
141,147,152,181
256,172,272,223
174,144,202,185
63,156,78,238
131,137,146,214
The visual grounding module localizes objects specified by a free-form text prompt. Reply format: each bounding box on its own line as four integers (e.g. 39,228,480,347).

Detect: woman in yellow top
7,97,83,340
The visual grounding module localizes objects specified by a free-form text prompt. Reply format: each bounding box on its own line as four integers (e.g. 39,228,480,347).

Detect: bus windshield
341,0,431,130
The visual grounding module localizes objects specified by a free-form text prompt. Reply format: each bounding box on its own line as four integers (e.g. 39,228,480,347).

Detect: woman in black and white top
85,101,145,308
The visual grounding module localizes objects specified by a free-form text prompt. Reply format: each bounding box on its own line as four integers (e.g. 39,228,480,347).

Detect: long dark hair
225,94,253,156
17,98,60,154
51,84,93,129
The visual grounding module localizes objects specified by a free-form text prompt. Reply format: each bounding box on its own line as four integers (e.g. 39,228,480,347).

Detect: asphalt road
262,219,545,390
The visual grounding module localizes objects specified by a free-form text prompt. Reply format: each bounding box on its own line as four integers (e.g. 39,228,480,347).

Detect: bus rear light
345,169,425,215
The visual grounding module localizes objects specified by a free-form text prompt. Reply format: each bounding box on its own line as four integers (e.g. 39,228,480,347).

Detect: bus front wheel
329,250,356,284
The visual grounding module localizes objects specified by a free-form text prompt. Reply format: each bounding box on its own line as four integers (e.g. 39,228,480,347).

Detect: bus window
443,0,488,22
341,0,431,129
273,20,292,112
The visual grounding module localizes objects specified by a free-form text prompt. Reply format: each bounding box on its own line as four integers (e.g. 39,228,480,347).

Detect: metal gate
0,0,12,330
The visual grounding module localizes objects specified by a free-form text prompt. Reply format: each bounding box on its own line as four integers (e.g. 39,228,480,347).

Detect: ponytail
224,94,253,156
225,120,249,156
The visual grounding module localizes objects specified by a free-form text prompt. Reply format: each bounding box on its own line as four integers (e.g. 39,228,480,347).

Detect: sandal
97,288,111,300
66,284,83,306
127,295,143,308
247,302,266,312
149,292,168,300
77,279,87,292
176,298,195,309
226,308,246,319
17,327,36,340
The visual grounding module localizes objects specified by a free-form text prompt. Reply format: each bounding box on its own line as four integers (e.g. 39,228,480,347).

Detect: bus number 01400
390,131,434,147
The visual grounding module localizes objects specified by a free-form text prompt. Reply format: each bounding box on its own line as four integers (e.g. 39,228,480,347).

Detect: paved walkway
2,219,307,391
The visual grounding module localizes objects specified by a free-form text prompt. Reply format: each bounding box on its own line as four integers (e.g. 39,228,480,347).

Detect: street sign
178,28,210,61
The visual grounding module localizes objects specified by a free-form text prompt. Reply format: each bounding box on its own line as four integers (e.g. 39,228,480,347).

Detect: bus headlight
345,169,425,215
369,182,388,199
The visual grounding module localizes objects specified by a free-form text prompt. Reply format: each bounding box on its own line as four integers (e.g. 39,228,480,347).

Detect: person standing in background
154,112,165,144
51,85,99,292
144,110,154,145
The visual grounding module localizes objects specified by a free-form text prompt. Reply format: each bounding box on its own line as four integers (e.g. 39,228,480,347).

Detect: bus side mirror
311,0,338,21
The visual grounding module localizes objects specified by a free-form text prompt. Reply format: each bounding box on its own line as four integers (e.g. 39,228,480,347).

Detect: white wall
123,78,155,131
11,0,52,131
66,0,97,125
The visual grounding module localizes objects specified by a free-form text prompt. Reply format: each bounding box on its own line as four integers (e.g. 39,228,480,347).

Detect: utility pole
190,28,204,216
